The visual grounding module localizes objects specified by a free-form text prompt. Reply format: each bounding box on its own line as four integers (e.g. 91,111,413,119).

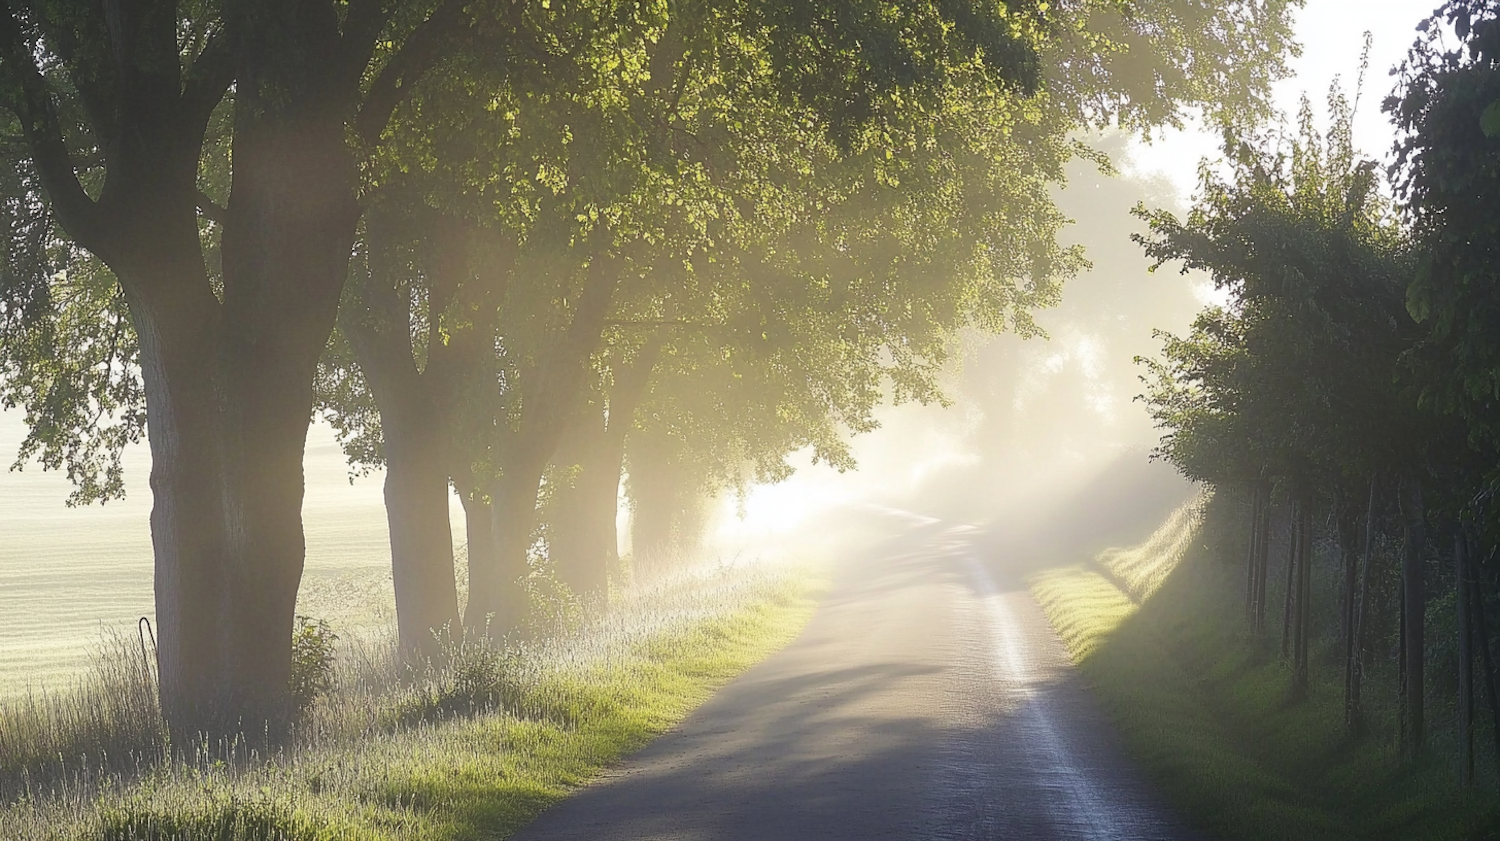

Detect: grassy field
1031,493,1500,841
0,562,821,840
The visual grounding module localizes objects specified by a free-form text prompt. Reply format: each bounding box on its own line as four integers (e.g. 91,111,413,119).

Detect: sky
1128,0,1440,204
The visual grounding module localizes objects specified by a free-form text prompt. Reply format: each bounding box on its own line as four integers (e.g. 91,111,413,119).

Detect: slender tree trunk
1458,529,1475,786
1338,496,1359,724
1399,479,1427,759
1293,496,1312,698
1254,481,1273,634
1470,561,1500,792
1348,473,1378,734
1282,497,1300,662
1247,483,1263,622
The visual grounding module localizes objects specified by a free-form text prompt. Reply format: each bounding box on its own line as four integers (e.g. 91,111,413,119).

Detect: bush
289,617,338,715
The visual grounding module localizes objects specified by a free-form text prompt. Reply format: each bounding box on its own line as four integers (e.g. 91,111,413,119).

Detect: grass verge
1030,493,1499,841
2,563,821,840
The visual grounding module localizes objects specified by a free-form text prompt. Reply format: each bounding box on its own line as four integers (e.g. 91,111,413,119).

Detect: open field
1031,493,1500,841
0,559,820,840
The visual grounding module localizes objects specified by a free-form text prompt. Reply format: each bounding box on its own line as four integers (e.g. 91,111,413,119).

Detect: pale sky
1127,0,1440,203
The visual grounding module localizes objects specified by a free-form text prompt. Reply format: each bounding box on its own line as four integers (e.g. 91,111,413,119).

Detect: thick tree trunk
549,412,619,602
549,343,660,602
1457,530,1475,786
381,411,460,659
629,442,684,579
1399,479,1427,759
468,459,548,637
342,215,476,660
456,485,494,632
465,249,622,636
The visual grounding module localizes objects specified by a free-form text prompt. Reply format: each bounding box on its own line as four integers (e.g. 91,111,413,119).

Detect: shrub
289,617,338,715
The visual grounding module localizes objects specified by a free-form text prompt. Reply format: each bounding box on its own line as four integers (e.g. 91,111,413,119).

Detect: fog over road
514,506,1195,840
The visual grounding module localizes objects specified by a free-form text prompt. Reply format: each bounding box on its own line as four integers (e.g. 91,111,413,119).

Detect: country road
513,506,1197,840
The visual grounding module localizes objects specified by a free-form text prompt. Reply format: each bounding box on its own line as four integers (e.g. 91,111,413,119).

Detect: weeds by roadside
0,558,820,840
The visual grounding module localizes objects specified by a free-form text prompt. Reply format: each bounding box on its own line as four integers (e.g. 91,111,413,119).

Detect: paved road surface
513,509,1196,840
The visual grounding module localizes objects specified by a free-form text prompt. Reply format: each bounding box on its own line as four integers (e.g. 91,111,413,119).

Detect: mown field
1031,493,1500,841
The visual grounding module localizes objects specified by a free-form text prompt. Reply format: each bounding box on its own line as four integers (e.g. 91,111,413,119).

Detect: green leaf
1481,101,1500,138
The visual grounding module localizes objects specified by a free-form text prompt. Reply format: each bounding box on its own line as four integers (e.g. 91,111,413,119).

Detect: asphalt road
512,508,1197,840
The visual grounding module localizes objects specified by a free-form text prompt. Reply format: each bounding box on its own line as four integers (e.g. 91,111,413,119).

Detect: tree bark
465,249,622,636
378,408,460,659
1246,482,1263,622
0,0,472,736
1457,529,1475,786
1254,480,1273,634
1292,495,1312,698
549,410,617,602
469,455,548,636
549,342,660,602
456,483,494,634
1348,473,1378,734
1282,496,1299,662
1399,478,1427,759
1338,494,1359,726
1469,558,1500,793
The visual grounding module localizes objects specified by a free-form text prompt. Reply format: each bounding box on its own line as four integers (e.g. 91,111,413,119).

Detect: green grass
1031,494,1500,841
1,562,822,841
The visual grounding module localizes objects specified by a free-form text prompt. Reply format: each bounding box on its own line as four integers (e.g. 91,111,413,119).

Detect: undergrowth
1031,491,1500,841
0,560,820,840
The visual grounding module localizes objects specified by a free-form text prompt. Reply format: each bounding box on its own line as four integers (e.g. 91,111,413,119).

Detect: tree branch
335,0,390,94
181,25,234,128
0,2,106,255
353,0,473,147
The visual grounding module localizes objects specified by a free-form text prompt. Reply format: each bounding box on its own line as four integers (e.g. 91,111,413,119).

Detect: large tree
0,0,483,733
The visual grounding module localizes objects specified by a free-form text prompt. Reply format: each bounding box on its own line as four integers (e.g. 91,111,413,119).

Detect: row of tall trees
0,0,1298,737
1139,3,1500,784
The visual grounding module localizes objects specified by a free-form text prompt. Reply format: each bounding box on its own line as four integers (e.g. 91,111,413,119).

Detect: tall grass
0,557,819,840
1031,493,1500,841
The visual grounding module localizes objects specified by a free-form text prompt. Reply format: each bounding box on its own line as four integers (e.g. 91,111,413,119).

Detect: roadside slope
1031,493,1500,841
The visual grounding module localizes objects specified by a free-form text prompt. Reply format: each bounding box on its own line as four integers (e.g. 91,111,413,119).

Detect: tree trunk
456,485,494,633
469,459,548,637
1282,497,1299,662
1399,479,1427,759
1348,473,1378,734
1246,482,1263,622
380,410,460,659
549,342,661,603
1292,495,1312,698
1470,559,1500,793
1254,481,1273,634
1337,495,1359,723
1457,529,1475,786
549,410,618,602
111,104,357,735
